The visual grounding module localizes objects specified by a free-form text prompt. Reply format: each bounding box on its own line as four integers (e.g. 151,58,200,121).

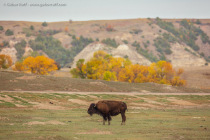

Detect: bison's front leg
121,112,126,125
103,116,107,125
107,115,112,125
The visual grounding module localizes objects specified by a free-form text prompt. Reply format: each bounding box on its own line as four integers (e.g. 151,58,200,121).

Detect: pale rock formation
0,47,17,63
170,43,206,67
71,43,151,68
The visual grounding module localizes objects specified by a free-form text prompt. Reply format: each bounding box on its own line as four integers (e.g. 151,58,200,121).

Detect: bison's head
87,103,97,116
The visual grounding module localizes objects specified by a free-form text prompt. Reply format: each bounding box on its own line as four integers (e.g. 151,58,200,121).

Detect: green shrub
132,29,142,34
101,38,118,48
146,40,150,44
72,35,76,39
195,19,201,24
5,29,14,36
154,37,171,49
200,52,205,57
0,26,3,30
42,21,48,27
124,55,128,59
132,41,140,48
164,48,173,55
162,33,177,43
122,40,128,44
141,35,144,38
26,33,31,37
30,25,34,30
159,54,167,61
136,47,158,62
2,41,9,47
143,42,148,48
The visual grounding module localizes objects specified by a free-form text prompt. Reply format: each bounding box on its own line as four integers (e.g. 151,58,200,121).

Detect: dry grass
1,70,210,93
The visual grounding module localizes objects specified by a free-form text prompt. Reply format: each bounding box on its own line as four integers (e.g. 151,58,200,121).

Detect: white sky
0,0,210,22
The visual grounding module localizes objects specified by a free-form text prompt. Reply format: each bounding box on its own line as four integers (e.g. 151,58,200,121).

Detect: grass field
0,92,210,140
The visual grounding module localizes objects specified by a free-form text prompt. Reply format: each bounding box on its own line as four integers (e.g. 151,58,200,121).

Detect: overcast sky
0,0,210,22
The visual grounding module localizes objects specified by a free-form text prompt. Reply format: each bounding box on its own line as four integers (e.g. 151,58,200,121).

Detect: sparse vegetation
162,33,177,43
132,41,140,48
136,47,159,62
154,36,173,56
184,47,197,56
156,18,205,51
132,41,158,62
101,38,118,48
14,39,27,60
38,29,60,36
132,29,143,34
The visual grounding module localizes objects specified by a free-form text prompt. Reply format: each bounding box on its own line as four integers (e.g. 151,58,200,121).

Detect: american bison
87,100,127,125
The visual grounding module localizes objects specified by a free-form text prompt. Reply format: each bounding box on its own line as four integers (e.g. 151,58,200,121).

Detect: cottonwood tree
13,56,57,75
0,54,12,69
70,51,186,86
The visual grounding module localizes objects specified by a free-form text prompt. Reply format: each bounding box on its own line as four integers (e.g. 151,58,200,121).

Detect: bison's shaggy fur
87,100,127,125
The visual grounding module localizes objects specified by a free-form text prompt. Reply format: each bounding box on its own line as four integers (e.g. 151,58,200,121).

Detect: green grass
0,92,210,139
0,100,16,107
0,108,210,140
134,99,145,103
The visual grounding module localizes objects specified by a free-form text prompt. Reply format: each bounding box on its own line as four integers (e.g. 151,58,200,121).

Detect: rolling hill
0,18,210,67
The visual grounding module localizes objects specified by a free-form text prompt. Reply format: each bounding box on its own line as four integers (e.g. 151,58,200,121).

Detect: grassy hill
0,18,210,67
1,70,210,93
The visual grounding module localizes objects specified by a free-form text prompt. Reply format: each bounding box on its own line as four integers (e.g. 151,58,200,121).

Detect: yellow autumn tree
133,65,149,83
13,61,24,72
147,61,186,86
70,51,186,86
13,56,57,75
0,54,12,69
24,56,57,75
70,59,87,78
